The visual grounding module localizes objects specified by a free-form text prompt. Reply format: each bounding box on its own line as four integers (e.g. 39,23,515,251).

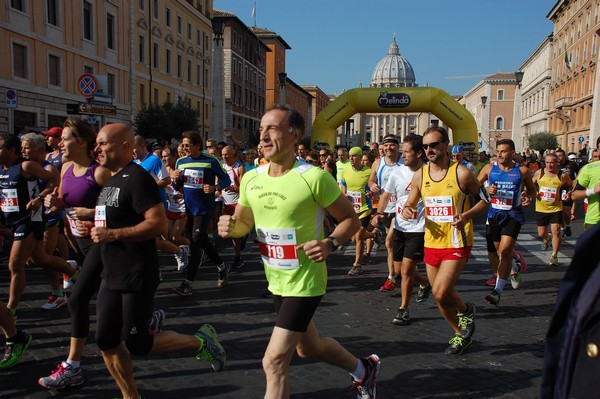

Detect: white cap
568,154,577,160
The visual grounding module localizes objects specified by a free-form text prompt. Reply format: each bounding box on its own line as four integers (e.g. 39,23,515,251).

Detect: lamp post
211,17,225,141
481,95,489,153
278,72,287,104
512,71,525,152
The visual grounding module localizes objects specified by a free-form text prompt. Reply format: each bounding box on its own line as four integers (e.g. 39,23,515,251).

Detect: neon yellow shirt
336,159,350,183
577,161,600,224
238,161,341,297
536,171,563,214
341,165,372,217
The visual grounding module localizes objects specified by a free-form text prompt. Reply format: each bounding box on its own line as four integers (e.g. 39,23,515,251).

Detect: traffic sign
579,136,585,143
78,102,116,115
77,74,98,98
87,115,97,124
478,141,483,148
5,89,17,108
92,94,113,105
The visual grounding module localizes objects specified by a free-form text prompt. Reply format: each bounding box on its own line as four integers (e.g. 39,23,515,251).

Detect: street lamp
515,71,524,87
278,72,287,104
481,95,490,153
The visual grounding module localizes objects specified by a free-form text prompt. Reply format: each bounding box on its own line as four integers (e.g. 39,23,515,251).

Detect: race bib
257,227,299,270
0,189,19,212
95,205,107,228
347,191,362,212
491,190,514,210
424,195,454,223
183,169,204,189
539,187,557,202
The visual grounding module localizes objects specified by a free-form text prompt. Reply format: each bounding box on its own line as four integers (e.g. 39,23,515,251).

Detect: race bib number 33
257,227,299,270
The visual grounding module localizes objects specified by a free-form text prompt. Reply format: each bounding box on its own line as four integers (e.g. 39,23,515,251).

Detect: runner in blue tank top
477,139,536,306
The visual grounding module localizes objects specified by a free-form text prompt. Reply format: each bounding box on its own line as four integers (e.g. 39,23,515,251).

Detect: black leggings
185,214,223,282
94,279,155,355
68,240,102,338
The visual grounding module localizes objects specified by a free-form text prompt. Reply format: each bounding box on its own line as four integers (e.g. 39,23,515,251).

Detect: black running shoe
458,302,476,340
392,308,410,325
445,334,472,356
416,284,431,303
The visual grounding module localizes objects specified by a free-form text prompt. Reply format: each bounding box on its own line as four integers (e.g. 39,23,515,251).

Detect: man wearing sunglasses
401,126,489,355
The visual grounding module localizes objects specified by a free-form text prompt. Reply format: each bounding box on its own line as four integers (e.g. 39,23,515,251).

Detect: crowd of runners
1,105,600,399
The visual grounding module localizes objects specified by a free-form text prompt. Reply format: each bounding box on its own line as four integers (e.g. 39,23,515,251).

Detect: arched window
495,116,505,130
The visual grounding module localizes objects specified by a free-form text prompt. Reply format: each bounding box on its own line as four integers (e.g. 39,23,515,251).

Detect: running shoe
174,245,190,271
485,276,497,287
194,324,226,372
560,227,566,237
232,257,244,269
62,260,79,289
148,309,166,335
458,302,476,340
392,308,410,325
348,265,363,276
445,334,472,356
485,289,501,306
0,331,32,369
41,294,68,311
350,354,381,399
416,284,431,303
541,238,549,251
172,280,193,297
360,253,371,265
510,261,522,290
217,263,231,288
549,253,559,267
514,251,527,273
565,225,572,237
38,362,84,389
379,278,395,292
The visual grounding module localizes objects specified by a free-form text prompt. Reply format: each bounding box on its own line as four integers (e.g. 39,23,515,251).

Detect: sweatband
383,138,400,145
586,188,596,197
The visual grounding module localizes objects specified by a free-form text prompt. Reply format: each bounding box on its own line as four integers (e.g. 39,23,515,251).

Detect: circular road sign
77,74,98,98
6,89,17,100
579,136,585,143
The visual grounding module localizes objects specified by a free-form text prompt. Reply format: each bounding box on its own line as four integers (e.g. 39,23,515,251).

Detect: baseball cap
349,147,363,156
568,154,577,160
451,145,463,154
42,126,62,138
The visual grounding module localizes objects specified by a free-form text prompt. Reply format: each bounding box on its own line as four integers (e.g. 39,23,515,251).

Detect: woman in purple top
39,118,111,390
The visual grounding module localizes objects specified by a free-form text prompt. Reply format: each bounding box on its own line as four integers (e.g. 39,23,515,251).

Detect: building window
139,0,144,11
138,35,145,63
177,15,182,34
140,84,146,105
12,43,28,79
83,1,93,41
84,65,94,74
495,116,505,130
166,7,171,27
106,13,115,50
197,29,201,46
47,0,59,26
166,48,171,73
196,64,201,85
497,89,504,100
10,0,24,12
152,0,158,20
177,54,182,78
153,43,159,69
48,54,61,86
166,92,171,103
107,72,115,96
187,23,191,40
187,60,192,82
153,88,159,104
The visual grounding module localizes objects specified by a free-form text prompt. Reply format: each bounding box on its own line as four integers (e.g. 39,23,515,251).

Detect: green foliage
527,131,558,154
133,98,199,141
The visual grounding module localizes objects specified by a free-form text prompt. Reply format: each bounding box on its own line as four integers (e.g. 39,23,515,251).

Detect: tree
527,131,558,155
133,97,200,142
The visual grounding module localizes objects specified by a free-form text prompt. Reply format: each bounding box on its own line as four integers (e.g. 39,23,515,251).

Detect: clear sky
214,0,554,96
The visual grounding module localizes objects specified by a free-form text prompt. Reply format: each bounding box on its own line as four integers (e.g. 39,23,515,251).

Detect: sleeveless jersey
420,161,473,249
536,170,563,213
221,161,242,205
0,160,43,225
383,164,425,233
62,162,102,237
46,151,63,171
238,161,341,297
341,165,371,217
487,162,524,221
377,157,403,213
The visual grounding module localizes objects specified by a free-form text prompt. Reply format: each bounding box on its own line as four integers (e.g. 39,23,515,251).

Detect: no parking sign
77,74,98,98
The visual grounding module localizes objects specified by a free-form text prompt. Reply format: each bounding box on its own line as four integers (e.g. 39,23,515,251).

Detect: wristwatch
326,236,340,251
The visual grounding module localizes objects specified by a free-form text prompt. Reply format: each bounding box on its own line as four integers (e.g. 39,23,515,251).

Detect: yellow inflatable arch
311,87,478,152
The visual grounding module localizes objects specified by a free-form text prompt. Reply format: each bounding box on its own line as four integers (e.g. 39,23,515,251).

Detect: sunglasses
423,141,443,150
306,159,319,164
206,145,214,148
319,154,327,157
